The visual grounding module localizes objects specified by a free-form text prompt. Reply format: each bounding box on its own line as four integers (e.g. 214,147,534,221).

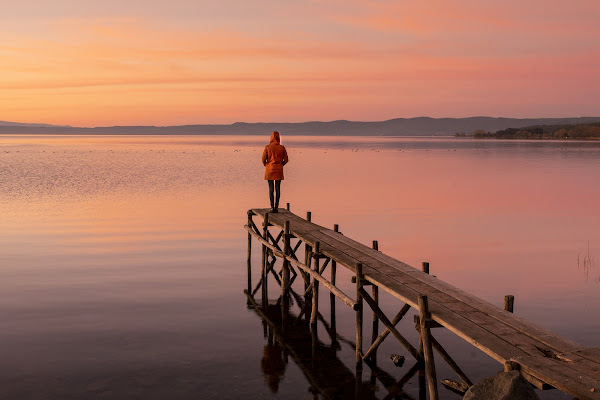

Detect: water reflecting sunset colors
1,135,599,399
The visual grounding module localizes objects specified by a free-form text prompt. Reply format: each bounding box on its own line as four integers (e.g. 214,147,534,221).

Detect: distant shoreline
3,116,600,137
456,122,600,140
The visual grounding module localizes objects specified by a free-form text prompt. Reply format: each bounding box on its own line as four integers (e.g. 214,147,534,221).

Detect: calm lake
1,135,599,399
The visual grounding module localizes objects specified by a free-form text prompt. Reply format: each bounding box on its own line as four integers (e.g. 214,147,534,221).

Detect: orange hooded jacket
262,131,288,180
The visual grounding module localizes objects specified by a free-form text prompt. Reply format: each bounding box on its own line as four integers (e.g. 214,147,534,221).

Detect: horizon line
3,115,600,129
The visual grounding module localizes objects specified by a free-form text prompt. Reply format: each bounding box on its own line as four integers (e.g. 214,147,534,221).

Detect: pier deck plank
250,209,600,399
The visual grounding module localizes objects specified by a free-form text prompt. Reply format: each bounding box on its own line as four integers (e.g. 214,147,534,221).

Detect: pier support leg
355,363,363,400
261,213,270,308
282,221,290,297
247,211,253,296
310,241,320,327
304,211,312,318
311,320,318,366
418,336,426,400
371,285,379,359
356,262,364,364
331,224,339,346
369,239,379,390
371,240,379,362
330,262,337,346
418,295,439,400
281,221,291,333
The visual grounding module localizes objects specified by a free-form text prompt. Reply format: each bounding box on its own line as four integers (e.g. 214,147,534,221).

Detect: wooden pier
245,207,600,400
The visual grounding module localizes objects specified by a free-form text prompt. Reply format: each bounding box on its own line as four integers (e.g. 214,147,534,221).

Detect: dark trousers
268,180,281,209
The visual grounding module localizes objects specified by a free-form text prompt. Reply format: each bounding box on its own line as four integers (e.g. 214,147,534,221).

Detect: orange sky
1,0,599,127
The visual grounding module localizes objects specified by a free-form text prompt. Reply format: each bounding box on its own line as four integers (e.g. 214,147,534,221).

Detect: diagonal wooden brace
359,288,422,362
248,218,262,236
274,230,284,245
363,303,411,360
301,258,331,296
267,231,283,252
292,240,303,256
413,318,472,386
251,279,263,297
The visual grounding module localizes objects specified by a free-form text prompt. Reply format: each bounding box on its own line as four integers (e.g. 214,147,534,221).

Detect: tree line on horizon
455,122,600,140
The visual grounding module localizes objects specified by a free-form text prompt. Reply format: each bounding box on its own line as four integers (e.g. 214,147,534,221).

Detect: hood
270,131,280,144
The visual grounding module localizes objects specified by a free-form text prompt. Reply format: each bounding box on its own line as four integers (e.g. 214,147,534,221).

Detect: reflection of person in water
261,341,286,392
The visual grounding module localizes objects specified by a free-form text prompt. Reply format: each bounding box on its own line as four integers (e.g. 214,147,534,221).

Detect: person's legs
268,180,275,209
274,180,281,210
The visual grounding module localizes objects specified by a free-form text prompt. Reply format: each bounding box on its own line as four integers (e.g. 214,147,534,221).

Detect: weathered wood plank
512,355,600,400
565,353,600,376
572,347,600,364
252,209,325,234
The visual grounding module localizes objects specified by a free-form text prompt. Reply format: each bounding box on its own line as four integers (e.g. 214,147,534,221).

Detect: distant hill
2,117,600,136
0,120,70,128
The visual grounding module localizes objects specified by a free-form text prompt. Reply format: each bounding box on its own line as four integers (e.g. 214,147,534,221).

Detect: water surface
1,135,599,399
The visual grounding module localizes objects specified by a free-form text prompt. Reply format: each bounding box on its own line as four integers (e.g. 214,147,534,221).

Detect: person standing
262,131,288,213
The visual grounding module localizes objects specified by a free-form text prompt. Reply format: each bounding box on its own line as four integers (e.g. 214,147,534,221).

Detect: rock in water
390,354,405,367
463,370,540,400
441,379,469,395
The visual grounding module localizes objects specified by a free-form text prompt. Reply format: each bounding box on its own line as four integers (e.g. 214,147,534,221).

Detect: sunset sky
2,0,599,127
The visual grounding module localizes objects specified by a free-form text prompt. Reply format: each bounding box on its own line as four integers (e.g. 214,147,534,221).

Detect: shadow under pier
246,293,421,400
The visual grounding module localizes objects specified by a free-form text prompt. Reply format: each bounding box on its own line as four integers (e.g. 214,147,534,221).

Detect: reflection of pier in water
245,206,600,400
246,294,422,400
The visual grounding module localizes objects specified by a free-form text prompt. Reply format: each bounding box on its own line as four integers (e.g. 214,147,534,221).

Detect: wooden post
331,224,339,345
418,295,439,400
247,212,253,263
305,211,312,300
247,252,252,297
286,202,290,211
247,211,253,295
356,262,364,364
261,212,270,307
504,295,515,313
311,241,320,326
282,221,291,327
422,262,430,274
311,319,318,367
282,221,291,297
263,320,268,338
371,241,379,362
419,336,426,400
355,363,363,400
